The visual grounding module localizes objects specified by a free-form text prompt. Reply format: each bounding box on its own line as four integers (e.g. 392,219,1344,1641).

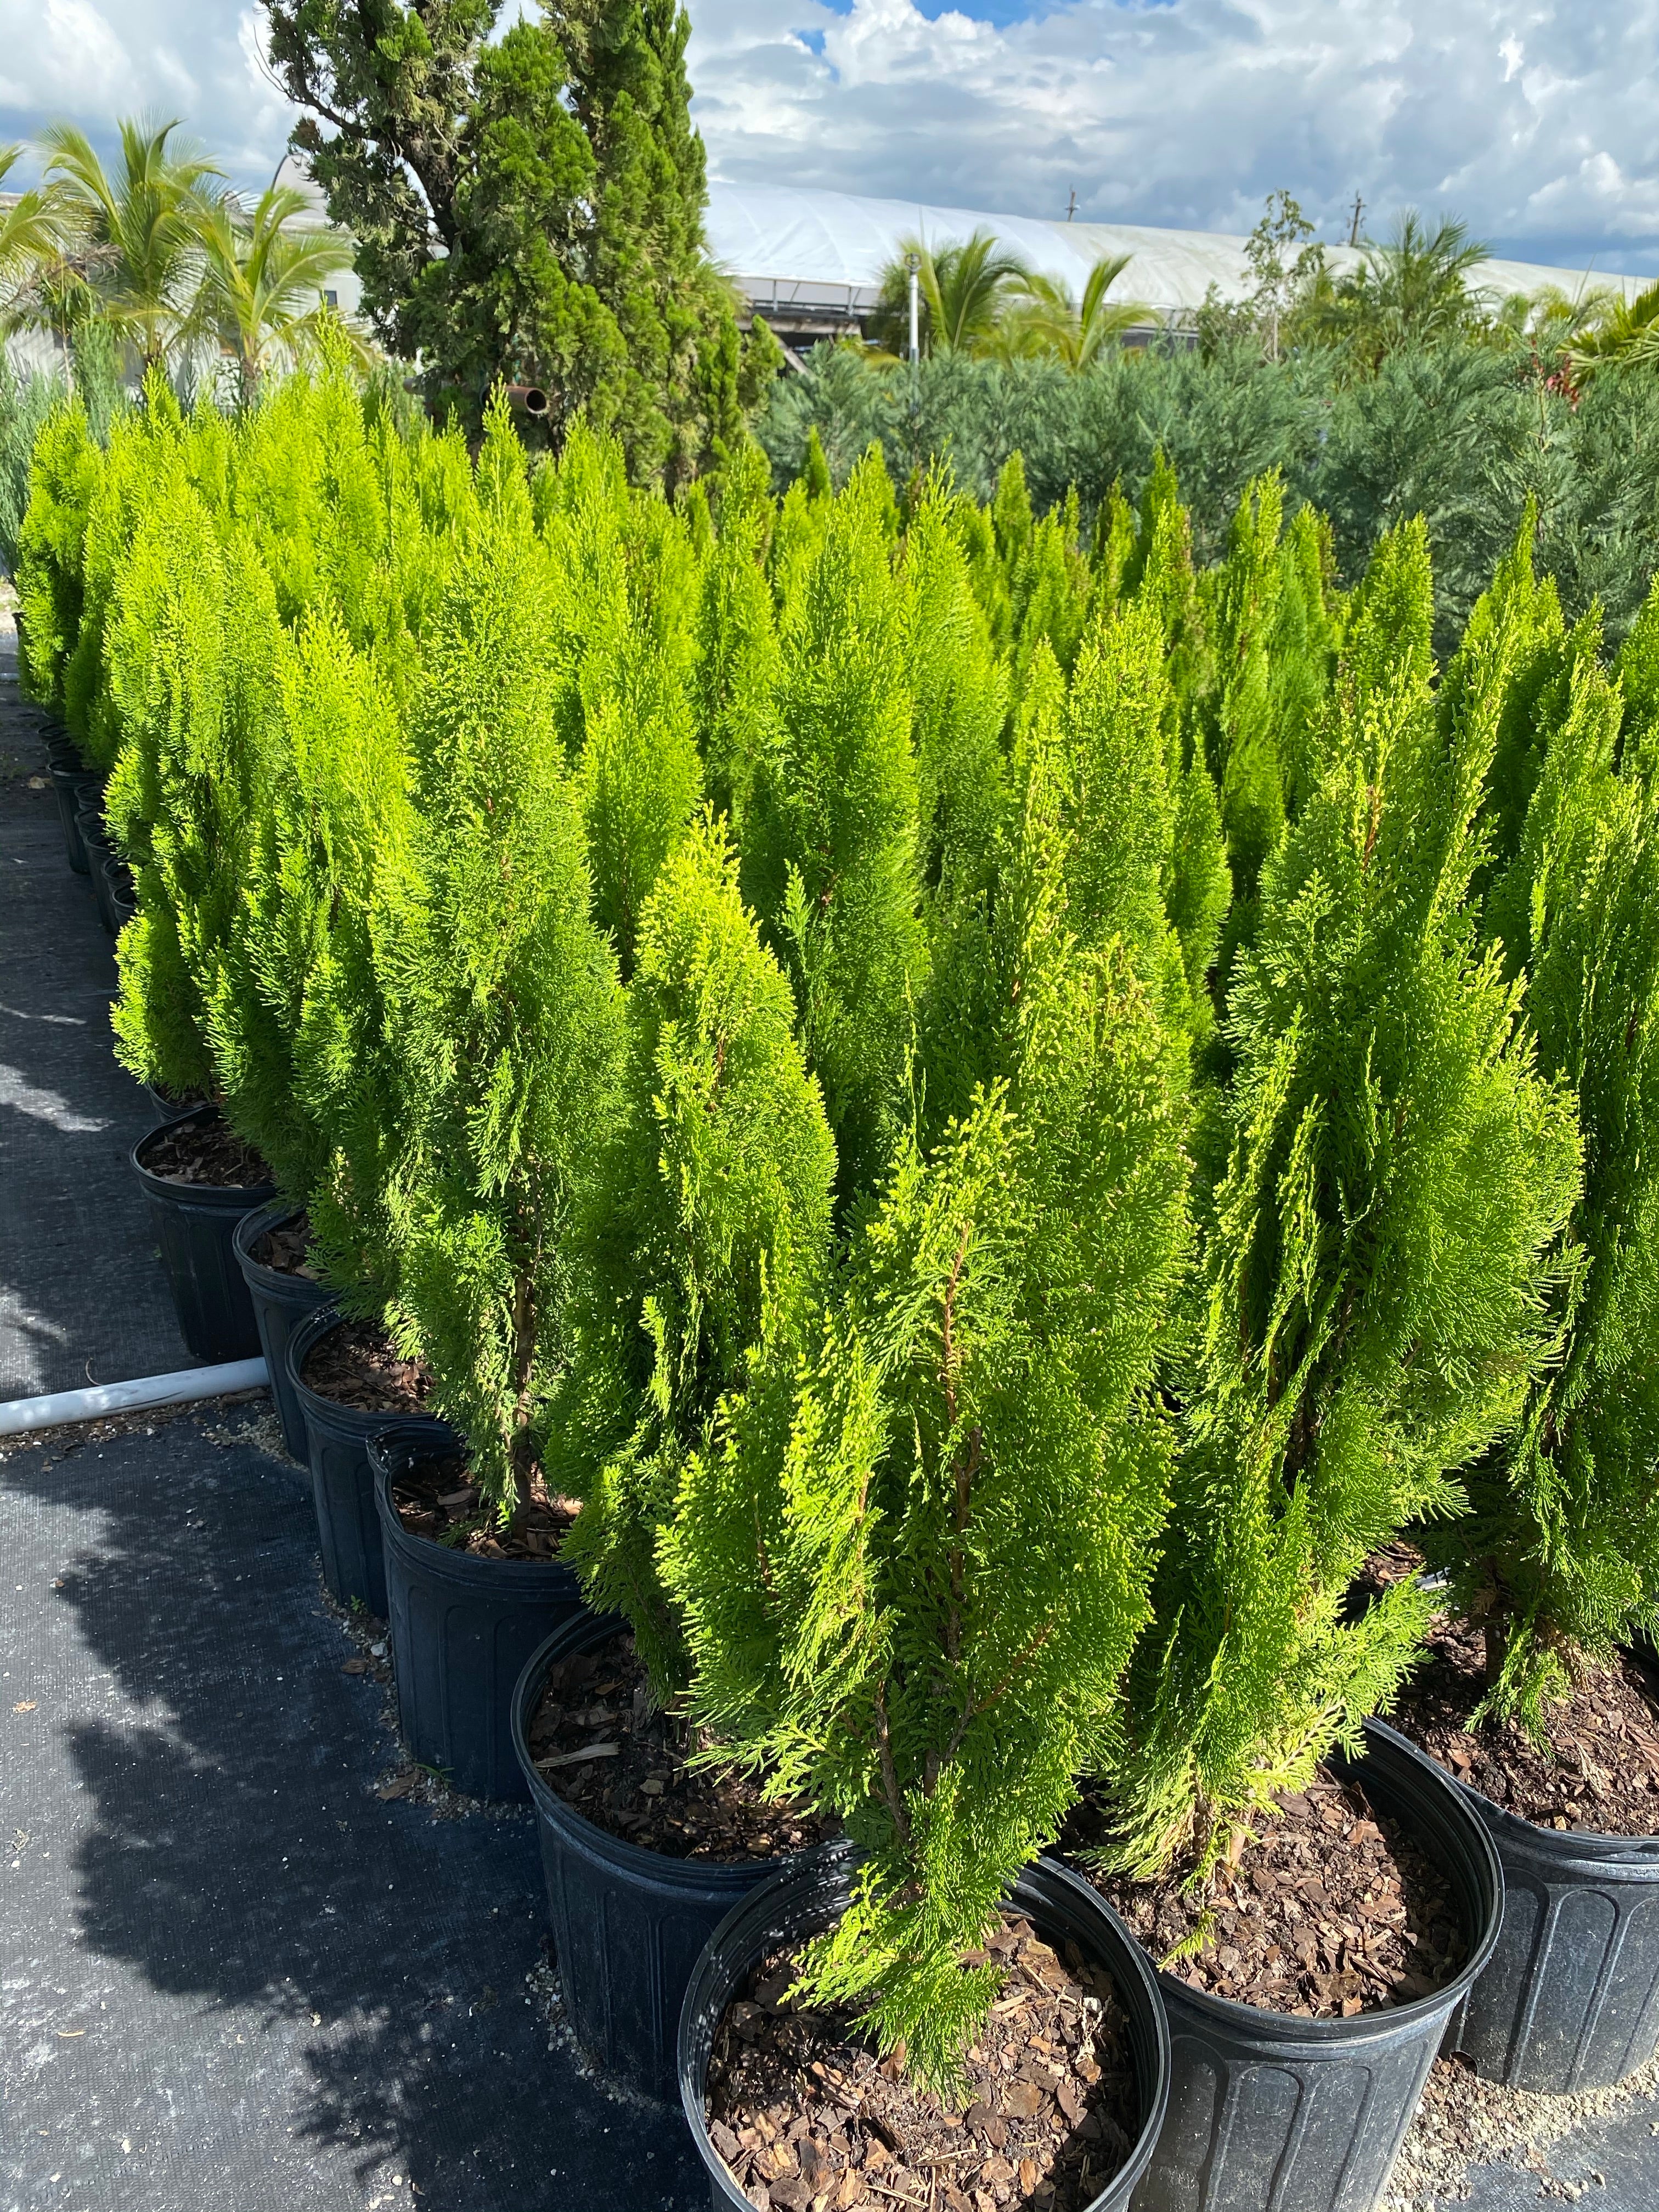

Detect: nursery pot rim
284,1305,441,1432
370,1429,584,1598
231,1198,330,1299
511,1611,803,1895
1367,1712,1659,1865
676,1842,1173,2212
1128,1714,1503,2048
131,1104,276,1208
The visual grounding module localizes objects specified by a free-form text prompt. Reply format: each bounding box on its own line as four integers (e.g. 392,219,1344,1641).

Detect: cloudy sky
1,0,1656,274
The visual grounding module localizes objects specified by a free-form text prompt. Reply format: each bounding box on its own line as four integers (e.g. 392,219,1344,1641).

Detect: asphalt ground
2,612,1656,2211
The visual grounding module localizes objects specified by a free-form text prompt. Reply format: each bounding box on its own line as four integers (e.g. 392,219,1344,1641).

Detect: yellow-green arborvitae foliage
1429,528,1659,1731
1110,517,1582,1881
553,813,838,1685
662,633,1191,2097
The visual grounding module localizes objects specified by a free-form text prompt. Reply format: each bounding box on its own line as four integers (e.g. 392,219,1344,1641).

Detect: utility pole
1348,193,1364,248
1066,188,1077,222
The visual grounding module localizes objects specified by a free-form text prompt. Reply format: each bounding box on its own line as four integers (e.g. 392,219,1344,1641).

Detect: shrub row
19,362,1659,2093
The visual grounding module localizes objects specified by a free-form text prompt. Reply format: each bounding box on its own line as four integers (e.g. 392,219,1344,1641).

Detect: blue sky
1,0,1656,275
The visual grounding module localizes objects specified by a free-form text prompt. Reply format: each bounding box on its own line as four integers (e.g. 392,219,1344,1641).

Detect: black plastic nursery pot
512,1611,798,2103
103,853,137,933
1127,1719,1502,2212
144,1083,205,1125
1369,1716,1659,2095
286,1308,457,1617
49,763,101,874
232,1200,334,1463
131,1107,275,1365
679,1846,1172,2212
372,1430,588,1802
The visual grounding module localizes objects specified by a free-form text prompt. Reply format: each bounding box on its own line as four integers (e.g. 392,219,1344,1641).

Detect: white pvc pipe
0,1357,269,1438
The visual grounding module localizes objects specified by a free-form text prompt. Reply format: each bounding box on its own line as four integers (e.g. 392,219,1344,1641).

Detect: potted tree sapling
1391,536,1659,2094
1067,521,1579,2212
663,663,1190,2209
361,405,630,1792
515,811,842,2096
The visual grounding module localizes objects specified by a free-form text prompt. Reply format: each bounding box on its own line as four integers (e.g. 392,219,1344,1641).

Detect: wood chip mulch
1065,1766,1466,2019
251,1209,319,1279
300,1316,432,1415
1389,1615,1659,1837
527,1630,835,1862
139,1114,271,1190
390,1448,577,1562
704,1912,1141,2212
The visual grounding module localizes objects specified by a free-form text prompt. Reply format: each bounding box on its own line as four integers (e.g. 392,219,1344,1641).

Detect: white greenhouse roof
706,182,1647,321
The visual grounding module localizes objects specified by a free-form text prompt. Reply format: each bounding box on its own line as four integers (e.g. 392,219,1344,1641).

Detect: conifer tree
16,394,105,723
1109,517,1581,1880
375,403,627,1516
693,439,779,837
551,813,838,1681
663,686,1190,2092
1424,538,1659,1728
746,449,926,1206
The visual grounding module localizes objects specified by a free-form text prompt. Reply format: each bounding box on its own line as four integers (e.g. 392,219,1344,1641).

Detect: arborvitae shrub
693,440,781,837
1424,540,1659,1728
1110,518,1582,1880
553,812,838,1684
378,407,627,1516
16,397,105,720
746,448,925,1206
664,685,1190,2092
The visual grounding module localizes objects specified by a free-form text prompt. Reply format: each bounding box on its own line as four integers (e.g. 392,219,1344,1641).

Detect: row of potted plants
18,359,1659,2212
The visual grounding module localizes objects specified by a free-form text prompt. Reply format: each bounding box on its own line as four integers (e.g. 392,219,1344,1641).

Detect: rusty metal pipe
504,382,550,417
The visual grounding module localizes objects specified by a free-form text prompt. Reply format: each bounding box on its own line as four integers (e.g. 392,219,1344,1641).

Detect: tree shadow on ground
2,1414,699,2210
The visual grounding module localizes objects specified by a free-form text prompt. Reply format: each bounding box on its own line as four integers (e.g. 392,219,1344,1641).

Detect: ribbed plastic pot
373,1431,588,1801
286,1308,456,1617
680,1847,1172,2212
1369,1717,1659,2095
49,764,101,874
512,1611,795,2102
1131,1720,1503,2212
131,1107,274,1365
232,1200,334,1463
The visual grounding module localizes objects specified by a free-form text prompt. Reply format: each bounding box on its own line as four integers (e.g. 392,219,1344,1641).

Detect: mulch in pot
1389,1614,1659,1836
1064,1767,1466,2019
252,1209,319,1278
300,1316,431,1414
526,1629,835,1862
389,1447,577,1564
140,1116,271,1189
704,1910,1140,2212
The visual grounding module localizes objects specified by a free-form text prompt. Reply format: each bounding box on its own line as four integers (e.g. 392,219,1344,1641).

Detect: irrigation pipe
0,1358,269,1438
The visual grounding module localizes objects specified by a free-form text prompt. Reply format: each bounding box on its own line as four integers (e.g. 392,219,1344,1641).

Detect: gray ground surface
1,633,190,1398
2,613,1655,2211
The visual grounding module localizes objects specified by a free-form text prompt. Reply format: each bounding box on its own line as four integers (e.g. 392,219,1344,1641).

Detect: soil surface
1390,1616,1659,1837
527,1630,835,1862
139,1114,272,1190
300,1316,432,1414
1066,1767,1467,2019
390,1447,578,1563
251,1209,319,1279
704,1911,1141,2212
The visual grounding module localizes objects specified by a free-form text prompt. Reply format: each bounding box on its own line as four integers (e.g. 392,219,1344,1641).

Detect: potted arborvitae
1391,535,1659,2094
341,404,629,1779
661,656,1190,2205
101,444,287,1364
1065,519,1580,2212
514,811,842,2096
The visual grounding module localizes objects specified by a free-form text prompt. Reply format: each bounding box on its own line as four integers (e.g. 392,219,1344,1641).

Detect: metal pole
907,252,920,368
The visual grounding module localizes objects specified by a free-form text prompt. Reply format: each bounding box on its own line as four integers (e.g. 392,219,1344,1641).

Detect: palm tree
866,229,1033,359
0,144,80,363
197,183,359,402
997,253,1152,368
35,117,228,374
1314,211,1492,368
1563,280,1659,386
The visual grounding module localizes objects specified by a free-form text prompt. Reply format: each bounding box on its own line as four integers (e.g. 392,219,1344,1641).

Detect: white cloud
0,0,1652,272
